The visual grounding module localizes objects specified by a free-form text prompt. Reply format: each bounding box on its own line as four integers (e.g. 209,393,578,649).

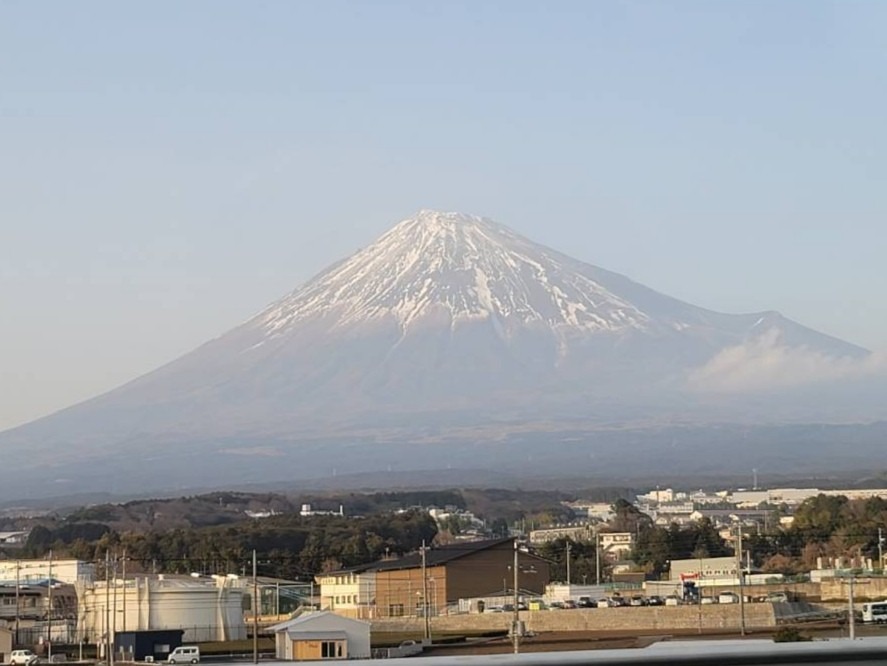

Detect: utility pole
15,560,20,646
112,554,118,663
849,575,856,640
736,525,746,636
48,550,53,660
878,528,884,572
565,541,571,587
106,551,114,666
252,550,258,665
420,541,430,641
512,540,520,655
122,548,127,633
595,531,601,586
697,555,703,634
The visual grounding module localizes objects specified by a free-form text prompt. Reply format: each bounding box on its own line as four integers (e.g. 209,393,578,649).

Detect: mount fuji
1,210,883,499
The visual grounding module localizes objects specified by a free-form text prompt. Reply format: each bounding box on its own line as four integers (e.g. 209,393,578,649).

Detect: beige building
0,627,12,663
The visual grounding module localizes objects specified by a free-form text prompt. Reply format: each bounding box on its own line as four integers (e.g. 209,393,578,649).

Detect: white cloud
688,328,887,393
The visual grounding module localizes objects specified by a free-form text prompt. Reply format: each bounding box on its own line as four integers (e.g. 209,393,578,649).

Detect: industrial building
76,573,247,643
317,537,550,619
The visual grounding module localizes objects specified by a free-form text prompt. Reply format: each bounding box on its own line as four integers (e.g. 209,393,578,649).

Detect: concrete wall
820,577,887,601
372,604,776,634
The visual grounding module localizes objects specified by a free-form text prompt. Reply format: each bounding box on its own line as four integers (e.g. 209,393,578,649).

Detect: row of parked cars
490,590,793,613
547,591,758,609
548,594,670,609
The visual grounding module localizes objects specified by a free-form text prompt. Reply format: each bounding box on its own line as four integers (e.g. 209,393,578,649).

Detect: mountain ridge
0,209,880,500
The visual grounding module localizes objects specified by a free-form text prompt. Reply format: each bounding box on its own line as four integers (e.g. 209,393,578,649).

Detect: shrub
772,626,812,643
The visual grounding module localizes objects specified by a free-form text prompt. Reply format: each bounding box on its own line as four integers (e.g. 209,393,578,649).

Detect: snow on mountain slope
255,210,653,340
246,209,865,361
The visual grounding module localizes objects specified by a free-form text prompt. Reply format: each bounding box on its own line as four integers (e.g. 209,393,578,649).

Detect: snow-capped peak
255,210,651,339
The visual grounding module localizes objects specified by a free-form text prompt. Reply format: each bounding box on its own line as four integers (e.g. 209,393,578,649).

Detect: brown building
317,538,550,619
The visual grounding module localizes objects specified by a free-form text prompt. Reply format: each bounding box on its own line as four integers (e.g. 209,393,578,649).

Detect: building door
292,640,346,660
293,640,321,660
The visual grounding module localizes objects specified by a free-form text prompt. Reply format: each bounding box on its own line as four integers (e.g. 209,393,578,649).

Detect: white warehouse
77,574,247,643
0,559,95,585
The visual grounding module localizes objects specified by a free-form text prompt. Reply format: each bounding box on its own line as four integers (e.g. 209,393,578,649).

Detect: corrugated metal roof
326,537,516,576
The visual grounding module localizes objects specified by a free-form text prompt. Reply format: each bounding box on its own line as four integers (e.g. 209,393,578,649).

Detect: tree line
19,510,438,580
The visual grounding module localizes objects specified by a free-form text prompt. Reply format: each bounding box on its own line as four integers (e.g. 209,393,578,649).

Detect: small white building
528,524,594,544
599,532,633,560
562,501,614,522
0,559,95,585
669,556,738,585
0,531,29,546
636,488,675,504
270,611,371,661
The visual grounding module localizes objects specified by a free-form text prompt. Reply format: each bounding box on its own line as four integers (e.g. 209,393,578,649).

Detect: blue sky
1,0,885,430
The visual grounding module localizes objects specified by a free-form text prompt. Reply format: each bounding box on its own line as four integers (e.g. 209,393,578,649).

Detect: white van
167,646,200,664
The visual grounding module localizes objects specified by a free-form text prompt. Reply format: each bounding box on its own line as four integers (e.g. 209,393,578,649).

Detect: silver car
10,651,39,666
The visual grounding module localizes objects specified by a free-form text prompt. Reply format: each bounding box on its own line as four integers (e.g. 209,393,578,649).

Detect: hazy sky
2,1,885,431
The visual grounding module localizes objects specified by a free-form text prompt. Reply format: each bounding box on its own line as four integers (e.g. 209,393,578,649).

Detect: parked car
664,595,681,606
167,646,200,664
718,592,740,604
576,596,595,608
10,651,39,666
562,599,577,609
647,595,664,606
548,600,565,610
700,596,717,605
596,597,613,608
630,595,646,607
610,596,629,607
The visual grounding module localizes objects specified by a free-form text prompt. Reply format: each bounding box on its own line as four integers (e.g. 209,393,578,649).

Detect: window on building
388,603,404,617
